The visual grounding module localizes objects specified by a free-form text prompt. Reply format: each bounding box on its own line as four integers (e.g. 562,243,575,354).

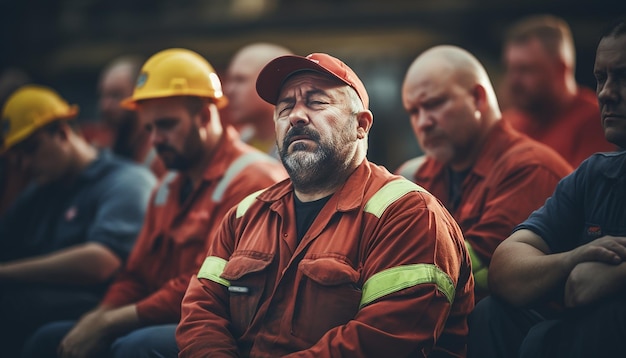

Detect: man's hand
564,236,626,307
569,235,626,266
58,309,111,358
57,305,141,358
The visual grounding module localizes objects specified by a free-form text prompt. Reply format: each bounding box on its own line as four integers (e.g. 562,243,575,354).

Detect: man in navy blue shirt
468,21,625,358
0,85,156,357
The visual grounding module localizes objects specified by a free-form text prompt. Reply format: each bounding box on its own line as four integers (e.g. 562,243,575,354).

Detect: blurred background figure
0,85,156,357
81,55,166,177
469,21,626,358
224,42,292,157
23,48,287,358
0,67,31,216
501,14,616,167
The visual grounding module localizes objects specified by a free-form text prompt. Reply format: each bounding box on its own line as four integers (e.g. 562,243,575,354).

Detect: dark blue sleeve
0,184,39,261
87,164,157,261
514,159,589,253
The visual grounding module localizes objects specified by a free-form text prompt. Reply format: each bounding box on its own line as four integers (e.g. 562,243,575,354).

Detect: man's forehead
137,96,186,111
596,36,626,64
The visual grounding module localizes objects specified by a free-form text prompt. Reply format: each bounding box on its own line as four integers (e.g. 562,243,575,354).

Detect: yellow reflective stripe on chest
360,264,455,308
364,179,426,218
236,189,266,218
197,256,230,287
360,180,454,308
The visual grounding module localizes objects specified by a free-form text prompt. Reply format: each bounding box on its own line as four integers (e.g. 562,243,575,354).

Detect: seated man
398,45,572,298
81,55,166,178
0,67,31,216
501,14,615,167
0,85,156,357
468,21,626,358
176,53,475,357
24,48,287,358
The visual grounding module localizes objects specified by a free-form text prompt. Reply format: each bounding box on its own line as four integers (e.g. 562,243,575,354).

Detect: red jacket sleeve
465,160,571,264
177,208,239,357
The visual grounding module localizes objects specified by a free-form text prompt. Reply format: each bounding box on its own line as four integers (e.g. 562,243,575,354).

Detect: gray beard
281,144,347,194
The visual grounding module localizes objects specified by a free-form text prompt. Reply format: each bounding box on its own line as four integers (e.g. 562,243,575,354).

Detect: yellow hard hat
1,85,78,152
121,48,228,110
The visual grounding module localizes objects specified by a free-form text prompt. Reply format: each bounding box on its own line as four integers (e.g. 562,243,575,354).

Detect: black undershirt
294,194,332,242
447,167,470,212
180,177,194,205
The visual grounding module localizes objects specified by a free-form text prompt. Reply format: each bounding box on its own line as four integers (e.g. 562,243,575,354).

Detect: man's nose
288,103,310,127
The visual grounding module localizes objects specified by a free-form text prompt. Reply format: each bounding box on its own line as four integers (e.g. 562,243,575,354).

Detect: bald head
225,43,293,127
404,45,500,115
230,43,293,74
99,56,144,128
402,45,501,171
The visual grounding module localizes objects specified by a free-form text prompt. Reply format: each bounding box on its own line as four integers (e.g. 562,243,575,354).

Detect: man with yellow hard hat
25,48,287,358
0,85,157,357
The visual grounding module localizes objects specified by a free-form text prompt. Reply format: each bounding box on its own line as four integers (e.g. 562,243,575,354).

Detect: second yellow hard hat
121,48,228,110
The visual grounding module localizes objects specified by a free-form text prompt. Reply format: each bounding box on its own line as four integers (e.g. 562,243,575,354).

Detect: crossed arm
489,229,626,307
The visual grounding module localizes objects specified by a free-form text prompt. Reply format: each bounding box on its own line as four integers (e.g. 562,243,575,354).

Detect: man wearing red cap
176,53,475,357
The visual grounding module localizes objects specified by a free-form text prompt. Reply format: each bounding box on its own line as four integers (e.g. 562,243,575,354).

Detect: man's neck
294,186,339,203
63,138,98,185
449,118,496,172
185,133,223,190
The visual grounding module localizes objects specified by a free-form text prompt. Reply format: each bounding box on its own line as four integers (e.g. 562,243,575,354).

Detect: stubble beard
156,129,203,171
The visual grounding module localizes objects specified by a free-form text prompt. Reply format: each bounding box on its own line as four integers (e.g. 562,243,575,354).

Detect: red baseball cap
256,53,369,109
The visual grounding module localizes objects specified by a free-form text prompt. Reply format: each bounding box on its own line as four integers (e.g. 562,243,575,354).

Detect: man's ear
57,122,72,141
356,110,373,139
472,84,488,111
197,103,212,127
554,55,569,73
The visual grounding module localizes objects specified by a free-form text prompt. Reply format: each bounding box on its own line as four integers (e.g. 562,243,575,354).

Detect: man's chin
604,130,626,149
424,148,454,165
282,145,316,161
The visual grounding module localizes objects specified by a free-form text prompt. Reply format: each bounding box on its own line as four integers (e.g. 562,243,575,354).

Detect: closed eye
422,97,446,110
277,103,294,117
154,118,178,130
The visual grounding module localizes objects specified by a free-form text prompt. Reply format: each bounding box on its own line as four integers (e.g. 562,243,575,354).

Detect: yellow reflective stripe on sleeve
473,267,488,291
212,152,274,203
465,240,488,290
359,264,455,309
236,189,266,218
197,256,230,287
364,179,426,218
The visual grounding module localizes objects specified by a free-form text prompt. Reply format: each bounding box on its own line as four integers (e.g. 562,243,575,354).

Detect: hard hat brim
1,105,79,154
120,93,228,111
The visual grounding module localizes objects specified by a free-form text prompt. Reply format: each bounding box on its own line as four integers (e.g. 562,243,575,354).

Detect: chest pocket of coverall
221,253,273,337
291,257,362,342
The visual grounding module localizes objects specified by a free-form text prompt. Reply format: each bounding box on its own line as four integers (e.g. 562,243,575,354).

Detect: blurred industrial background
1,0,624,170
